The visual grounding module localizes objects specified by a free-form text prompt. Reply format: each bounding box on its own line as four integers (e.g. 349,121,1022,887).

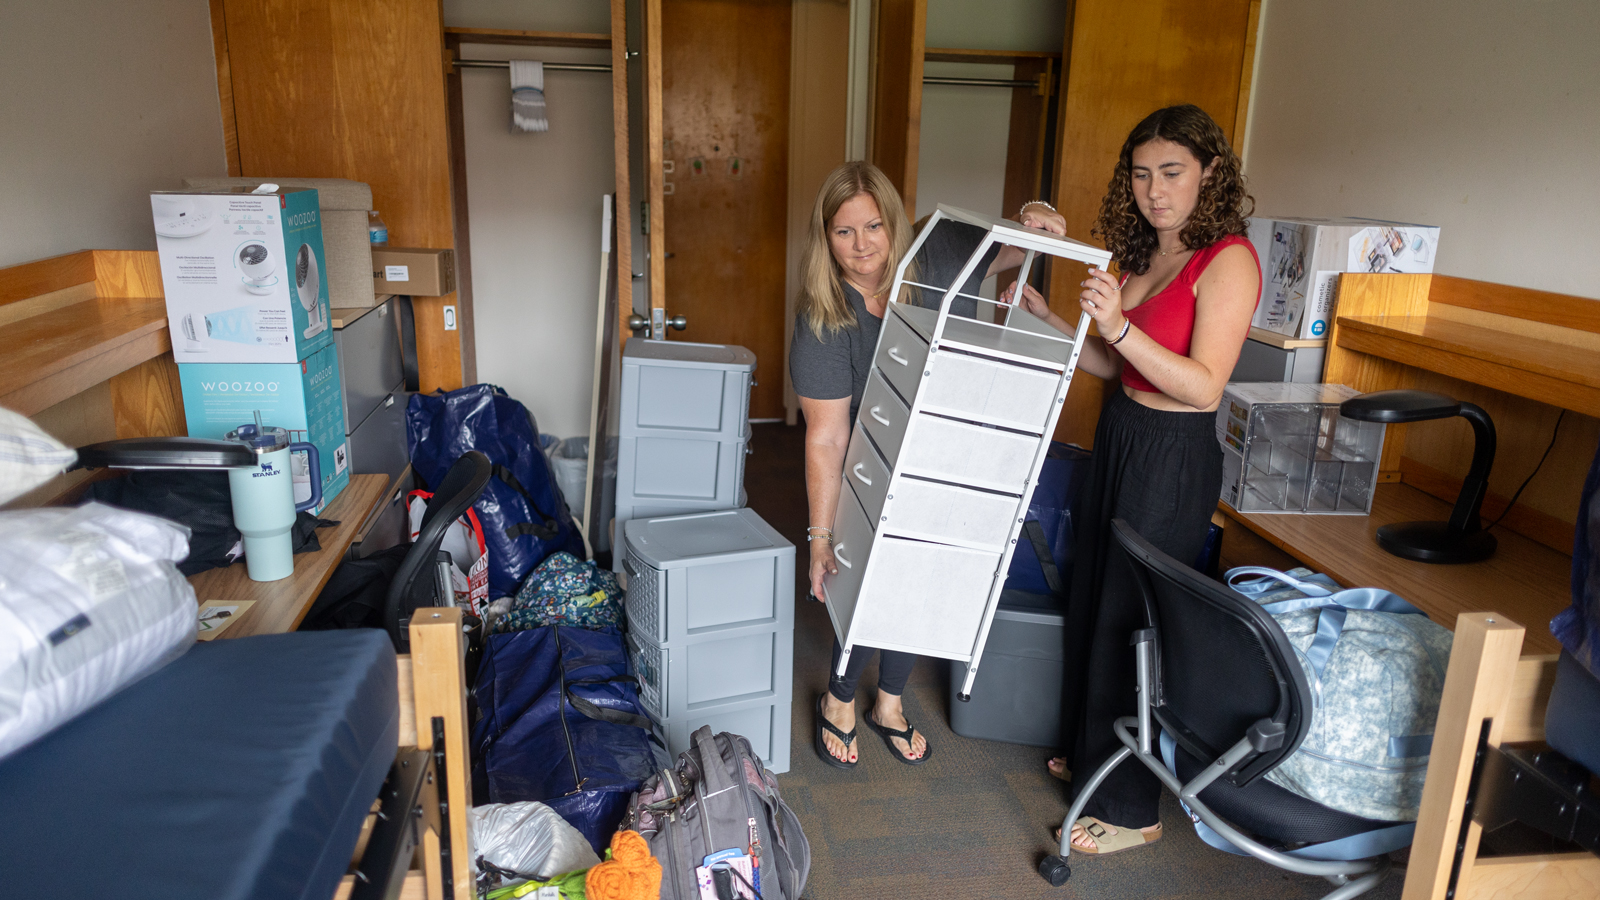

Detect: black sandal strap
819,716,856,745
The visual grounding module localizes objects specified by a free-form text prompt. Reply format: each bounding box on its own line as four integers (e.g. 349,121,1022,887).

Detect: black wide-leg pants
1062,388,1223,828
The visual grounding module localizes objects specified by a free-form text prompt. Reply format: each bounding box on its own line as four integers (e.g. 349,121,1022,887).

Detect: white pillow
0,406,77,505
0,502,197,759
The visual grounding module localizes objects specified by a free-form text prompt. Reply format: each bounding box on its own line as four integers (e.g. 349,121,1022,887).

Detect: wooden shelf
924,47,1061,64
0,296,168,416
1221,482,1568,656
1336,314,1600,418
444,27,610,49
188,473,392,639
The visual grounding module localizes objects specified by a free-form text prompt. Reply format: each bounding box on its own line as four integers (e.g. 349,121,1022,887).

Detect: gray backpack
622,727,810,899
1225,567,1454,822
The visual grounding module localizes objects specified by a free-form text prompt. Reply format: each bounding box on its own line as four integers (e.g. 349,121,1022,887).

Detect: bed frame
334,607,474,900
1403,612,1600,899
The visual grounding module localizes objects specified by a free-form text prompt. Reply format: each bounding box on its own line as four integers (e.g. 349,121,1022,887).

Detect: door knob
627,313,648,331
666,314,688,331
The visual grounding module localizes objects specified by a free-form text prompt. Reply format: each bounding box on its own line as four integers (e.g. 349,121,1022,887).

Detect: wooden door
660,0,791,420
869,0,927,211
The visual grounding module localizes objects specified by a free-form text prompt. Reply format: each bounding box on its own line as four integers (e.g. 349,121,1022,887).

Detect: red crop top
1118,234,1260,394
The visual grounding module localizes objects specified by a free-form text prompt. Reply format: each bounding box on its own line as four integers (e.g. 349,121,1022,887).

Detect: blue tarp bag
407,384,585,598
471,625,664,853
1004,442,1091,595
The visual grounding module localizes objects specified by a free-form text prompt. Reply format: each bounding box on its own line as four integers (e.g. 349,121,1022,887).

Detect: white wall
443,0,608,34
457,42,615,440
1245,0,1600,299
924,0,1065,52
0,0,226,267
915,62,1014,225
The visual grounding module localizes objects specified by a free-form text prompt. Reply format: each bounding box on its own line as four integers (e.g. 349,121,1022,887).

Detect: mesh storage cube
819,206,1109,701
1217,382,1386,515
621,508,795,773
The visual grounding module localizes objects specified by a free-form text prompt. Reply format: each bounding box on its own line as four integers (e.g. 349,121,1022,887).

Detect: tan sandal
1062,817,1161,856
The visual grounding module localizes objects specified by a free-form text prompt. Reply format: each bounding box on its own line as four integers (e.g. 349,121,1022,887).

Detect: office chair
1041,518,1412,899
385,450,494,652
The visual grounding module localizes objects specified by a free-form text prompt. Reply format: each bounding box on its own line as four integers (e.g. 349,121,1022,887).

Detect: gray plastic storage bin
948,591,1065,748
621,508,795,772
620,341,755,439
615,422,751,524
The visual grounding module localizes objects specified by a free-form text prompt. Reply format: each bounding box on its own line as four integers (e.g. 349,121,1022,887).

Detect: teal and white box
179,344,351,511
152,186,334,364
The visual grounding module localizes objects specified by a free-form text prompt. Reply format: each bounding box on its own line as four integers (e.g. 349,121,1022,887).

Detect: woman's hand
809,540,837,602
1079,267,1127,339
1020,203,1067,236
1000,280,1052,320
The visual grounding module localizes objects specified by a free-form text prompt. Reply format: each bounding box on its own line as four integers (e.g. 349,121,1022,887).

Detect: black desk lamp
1338,389,1496,563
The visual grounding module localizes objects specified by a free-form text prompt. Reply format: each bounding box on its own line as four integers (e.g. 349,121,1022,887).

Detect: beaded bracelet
806,526,833,543
1019,200,1057,217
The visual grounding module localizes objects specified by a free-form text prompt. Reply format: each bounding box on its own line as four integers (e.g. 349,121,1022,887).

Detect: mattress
0,629,398,900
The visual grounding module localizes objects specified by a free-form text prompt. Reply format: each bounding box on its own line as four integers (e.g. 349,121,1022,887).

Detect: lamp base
1376,520,1496,564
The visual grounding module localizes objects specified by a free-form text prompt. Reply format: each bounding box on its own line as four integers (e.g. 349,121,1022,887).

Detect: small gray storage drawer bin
622,507,792,644
347,384,409,484
615,423,749,523
620,507,795,773
620,340,755,439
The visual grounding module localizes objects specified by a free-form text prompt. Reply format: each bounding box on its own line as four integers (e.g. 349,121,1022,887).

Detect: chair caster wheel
1039,855,1071,886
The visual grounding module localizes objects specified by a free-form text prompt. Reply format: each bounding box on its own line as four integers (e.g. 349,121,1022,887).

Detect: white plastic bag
407,491,490,615
468,801,601,881
0,503,198,759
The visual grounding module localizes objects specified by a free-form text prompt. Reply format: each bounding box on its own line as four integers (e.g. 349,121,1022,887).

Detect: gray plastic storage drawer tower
621,508,794,774
614,341,756,556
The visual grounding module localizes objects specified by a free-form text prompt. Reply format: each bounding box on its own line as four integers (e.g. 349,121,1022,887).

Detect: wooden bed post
410,608,473,900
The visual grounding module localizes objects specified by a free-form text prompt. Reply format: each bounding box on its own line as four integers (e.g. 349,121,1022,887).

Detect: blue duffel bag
470,625,665,852
1004,442,1092,595
407,384,585,598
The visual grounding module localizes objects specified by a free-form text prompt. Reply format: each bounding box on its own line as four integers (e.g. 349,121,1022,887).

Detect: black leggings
1062,390,1224,828
827,638,915,703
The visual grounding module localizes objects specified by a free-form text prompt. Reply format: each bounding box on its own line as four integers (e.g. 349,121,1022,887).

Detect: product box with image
1248,217,1441,340
151,186,334,363
1216,383,1385,515
178,342,351,512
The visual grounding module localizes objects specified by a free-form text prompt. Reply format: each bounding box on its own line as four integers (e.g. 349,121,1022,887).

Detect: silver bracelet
807,534,832,543
1019,200,1057,217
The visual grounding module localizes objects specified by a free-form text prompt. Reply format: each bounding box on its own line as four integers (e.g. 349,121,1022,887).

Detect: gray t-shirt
789,220,1001,418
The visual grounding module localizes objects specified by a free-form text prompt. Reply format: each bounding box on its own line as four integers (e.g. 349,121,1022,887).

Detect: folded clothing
0,502,196,760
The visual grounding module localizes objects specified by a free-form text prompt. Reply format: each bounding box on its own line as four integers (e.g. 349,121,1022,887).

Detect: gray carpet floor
743,422,1406,899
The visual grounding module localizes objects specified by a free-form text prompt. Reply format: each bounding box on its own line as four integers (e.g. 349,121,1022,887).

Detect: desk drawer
859,370,910,464
873,309,929,406
843,422,890,523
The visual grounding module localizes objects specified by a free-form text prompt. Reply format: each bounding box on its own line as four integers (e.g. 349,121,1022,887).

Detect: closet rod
455,60,612,72
923,76,1043,88
456,59,1034,87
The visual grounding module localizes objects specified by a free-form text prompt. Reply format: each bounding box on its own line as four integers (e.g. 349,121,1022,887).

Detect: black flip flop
814,694,859,769
865,711,933,765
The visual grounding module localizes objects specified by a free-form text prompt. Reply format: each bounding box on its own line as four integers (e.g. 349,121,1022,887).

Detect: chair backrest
1110,518,1313,786
385,450,493,649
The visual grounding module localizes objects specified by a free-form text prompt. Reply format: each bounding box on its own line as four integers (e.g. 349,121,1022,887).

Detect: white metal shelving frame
822,205,1112,700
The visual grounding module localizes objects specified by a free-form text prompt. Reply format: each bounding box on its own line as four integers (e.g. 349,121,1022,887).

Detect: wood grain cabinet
821,207,1109,699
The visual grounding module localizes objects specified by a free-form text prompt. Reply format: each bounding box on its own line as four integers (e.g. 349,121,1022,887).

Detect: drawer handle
833,542,853,569
887,346,910,366
851,462,872,486
869,406,892,427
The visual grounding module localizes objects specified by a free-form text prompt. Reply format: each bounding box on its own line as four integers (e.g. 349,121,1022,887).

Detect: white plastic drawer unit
824,205,1110,701
626,631,791,773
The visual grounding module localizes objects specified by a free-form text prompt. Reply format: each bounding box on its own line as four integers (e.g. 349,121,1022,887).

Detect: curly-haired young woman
1003,105,1261,854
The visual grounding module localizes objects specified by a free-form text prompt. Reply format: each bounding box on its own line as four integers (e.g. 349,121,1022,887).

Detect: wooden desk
1218,482,1567,655
188,473,391,639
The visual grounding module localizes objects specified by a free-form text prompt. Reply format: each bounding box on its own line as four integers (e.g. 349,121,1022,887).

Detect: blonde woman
790,160,1065,768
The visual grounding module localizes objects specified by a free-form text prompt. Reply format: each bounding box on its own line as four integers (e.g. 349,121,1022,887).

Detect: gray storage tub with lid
948,590,1066,748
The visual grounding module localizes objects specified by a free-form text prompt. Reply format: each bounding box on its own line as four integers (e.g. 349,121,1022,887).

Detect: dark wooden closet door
660,0,792,420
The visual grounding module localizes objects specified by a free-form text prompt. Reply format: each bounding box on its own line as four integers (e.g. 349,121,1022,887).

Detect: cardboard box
184,177,379,308
1247,217,1441,340
372,248,455,296
152,186,334,363
1216,383,1385,515
178,342,351,512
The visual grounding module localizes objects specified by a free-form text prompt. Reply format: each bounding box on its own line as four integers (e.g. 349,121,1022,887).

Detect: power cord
1484,410,1565,532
